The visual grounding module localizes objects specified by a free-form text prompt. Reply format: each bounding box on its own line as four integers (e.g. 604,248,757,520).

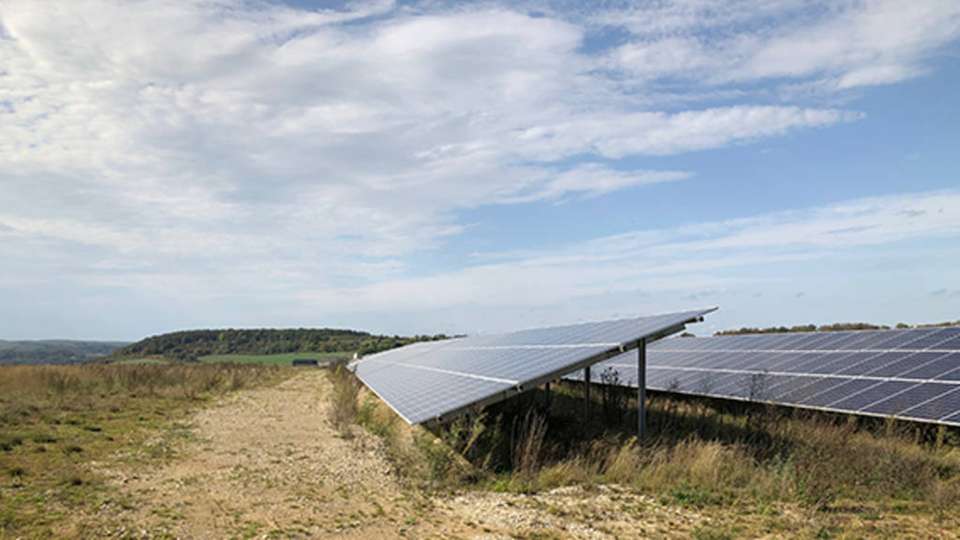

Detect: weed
512,411,547,479
327,365,359,435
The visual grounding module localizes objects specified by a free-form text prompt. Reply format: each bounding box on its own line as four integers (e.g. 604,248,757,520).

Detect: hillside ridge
114,327,450,361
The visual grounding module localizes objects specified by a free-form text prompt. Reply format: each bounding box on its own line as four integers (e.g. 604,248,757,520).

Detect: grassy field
6,361,960,537
0,363,290,537
198,351,350,365
335,369,960,537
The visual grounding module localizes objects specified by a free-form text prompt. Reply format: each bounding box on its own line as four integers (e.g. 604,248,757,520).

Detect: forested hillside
114,328,450,361
0,340,129,364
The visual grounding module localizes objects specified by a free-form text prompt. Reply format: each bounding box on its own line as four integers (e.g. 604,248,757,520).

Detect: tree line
715,320,960,336
113,328,452,362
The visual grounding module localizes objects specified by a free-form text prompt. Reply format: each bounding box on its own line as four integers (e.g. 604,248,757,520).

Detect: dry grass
327,365,360,435
0,363,287,537
510,388,960,518
345,378,960,532
512,411,548,479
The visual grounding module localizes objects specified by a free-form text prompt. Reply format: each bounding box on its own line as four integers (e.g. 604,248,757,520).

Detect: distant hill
0,339,129,364
716,321,959,336
114,328,451,361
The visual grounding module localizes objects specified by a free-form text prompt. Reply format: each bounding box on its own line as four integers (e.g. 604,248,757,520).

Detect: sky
1,0,959,341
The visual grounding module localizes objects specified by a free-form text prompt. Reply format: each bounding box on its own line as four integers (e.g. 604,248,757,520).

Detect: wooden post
638,339,647,440
584,366,591,420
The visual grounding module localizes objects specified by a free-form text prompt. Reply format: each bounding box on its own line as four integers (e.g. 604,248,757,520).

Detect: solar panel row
352,308,715,424
582,327,960,426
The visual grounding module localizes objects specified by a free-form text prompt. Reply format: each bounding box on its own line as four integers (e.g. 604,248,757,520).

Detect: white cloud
0,1,956,337
0,0,855,268
606,0,960,90
294,190,960,327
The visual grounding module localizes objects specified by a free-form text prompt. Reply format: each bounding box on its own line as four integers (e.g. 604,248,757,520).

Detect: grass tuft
327,365,360,436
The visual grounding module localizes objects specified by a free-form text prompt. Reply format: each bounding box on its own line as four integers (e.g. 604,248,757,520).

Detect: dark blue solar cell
672,371,719,394
765,375,822,402
850,331,911,350
861,383,956,417
787,333,836,351
358,362,514,424
898,386,960,422
803,332,855,350
743,334,782,349
896,353,958,380
798,379,879,407
831,351,897,375
933,359,960,381
846,352,913,377
780,352,841,373
676,371,735,395
646,350,687,367
658,369,696,389
859,352,947,378
727,373,778,400
801,351,873,375
775,377,832,403
585,328,960,427
900,328,956,350
748,334,788,349
645,367,679,388
694,351,741,368
816,332,867,350
932,333,960,351
719,351,770,370
829,331,877,350
754,335,791,349
825,381,916,412
758,352,809,371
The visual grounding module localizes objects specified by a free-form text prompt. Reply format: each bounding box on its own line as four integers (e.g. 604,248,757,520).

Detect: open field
198,351,351,366
3,365,960,538
0,363,289,537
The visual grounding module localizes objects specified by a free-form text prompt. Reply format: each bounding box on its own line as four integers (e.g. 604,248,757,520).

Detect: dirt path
94,370,709,539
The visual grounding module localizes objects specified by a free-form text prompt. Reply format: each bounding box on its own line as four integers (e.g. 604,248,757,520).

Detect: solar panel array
584,326,960,426
351,308,715,424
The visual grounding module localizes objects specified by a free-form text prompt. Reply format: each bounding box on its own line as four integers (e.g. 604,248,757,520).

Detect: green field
198,352,350,366
113,357,169,365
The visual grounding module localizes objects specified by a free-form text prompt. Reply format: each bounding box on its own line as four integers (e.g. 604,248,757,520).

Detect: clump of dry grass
518,396,960,513
326,365,360,435
512,411,548,479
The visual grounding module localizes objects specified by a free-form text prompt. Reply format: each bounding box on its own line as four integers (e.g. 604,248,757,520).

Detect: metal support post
638,338,647,440
584,366,591,420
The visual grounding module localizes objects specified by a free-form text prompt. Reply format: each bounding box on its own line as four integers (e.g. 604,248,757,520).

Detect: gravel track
95,370,709,539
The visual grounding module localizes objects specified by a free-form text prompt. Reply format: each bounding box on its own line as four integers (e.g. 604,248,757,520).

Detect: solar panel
351,308,716,424
578,327,960,426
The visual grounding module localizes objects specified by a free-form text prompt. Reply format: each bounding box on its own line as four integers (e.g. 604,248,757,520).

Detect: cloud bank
1,0,959,337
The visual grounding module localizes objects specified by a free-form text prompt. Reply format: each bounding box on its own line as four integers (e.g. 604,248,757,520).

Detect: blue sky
0,0,958,340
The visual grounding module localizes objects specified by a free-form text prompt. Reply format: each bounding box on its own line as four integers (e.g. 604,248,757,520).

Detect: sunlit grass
199,351,350,365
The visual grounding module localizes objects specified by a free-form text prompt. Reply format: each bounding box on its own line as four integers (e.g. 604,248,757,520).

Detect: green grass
198,352,350,366
113,357,169,365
